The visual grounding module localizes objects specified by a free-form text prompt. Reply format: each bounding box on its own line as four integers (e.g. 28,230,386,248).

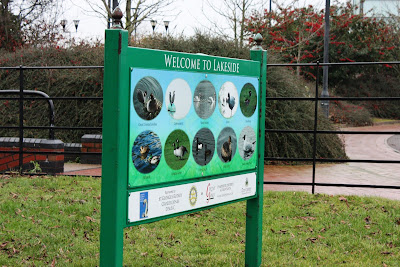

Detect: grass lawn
0,175,399,266
372,118,399,124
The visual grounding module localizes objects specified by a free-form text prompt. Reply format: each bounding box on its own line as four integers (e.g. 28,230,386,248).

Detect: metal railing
264,61,400,193
0,65,104,174
1,62,399,189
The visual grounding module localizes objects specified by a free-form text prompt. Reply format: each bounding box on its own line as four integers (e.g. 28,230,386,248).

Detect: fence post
18,65,24,173
99,7,129,266
245,33,267,267
311,61,320,194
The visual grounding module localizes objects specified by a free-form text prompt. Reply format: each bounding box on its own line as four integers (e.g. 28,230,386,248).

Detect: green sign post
100,24,266,266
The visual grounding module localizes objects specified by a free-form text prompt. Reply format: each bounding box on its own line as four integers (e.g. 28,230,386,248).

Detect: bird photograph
220,136,232,162
192,128,215,166
240,83,257,117
133,76,163,120
164,130,190,170
217,127,237,163
132,130,162,174
218,81,238,119
173,140,188,160
167,91,176,113
193,80,216,119
239,126,257,160
165,78,192,120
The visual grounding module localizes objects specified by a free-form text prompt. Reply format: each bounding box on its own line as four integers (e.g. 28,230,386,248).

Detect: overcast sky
62,0,328,42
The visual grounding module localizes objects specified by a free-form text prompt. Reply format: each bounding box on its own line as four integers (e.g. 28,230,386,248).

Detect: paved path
61,163,101,177
264,123,400,200
62,124,400,200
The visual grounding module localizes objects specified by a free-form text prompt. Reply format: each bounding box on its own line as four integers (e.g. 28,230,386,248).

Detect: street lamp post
321,0,331,118
60,19,80,46
73,20,80,32
150,20,157,33
164,21,170,34
61,19,67,32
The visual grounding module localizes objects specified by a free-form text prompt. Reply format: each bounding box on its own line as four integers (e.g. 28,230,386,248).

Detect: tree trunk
125,0,134,40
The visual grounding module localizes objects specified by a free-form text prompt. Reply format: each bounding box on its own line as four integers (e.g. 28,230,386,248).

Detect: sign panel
128,172,256,223
100,29,266,266
129,68,259,188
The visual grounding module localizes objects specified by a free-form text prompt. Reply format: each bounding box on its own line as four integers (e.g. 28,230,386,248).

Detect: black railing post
19,65,24,173
311,61,320,194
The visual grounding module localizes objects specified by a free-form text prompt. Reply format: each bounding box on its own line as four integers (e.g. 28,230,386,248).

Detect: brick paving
61,124,400,200
264,123,400,200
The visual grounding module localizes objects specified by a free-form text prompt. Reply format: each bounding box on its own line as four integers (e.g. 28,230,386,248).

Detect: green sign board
100,29,267,266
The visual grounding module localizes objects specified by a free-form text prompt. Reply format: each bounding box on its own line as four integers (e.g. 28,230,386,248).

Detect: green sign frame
100,28,267,266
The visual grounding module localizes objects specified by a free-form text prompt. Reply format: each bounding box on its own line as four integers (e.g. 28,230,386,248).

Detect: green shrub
333,69,400,119
0,44,104,142
330,100,373,126
0,33,346,161
265,53,346,160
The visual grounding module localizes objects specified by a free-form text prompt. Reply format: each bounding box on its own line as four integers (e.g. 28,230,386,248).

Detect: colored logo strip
128,172,257,223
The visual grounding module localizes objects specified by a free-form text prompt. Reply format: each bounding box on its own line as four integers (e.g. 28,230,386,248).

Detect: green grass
1,176,399,266
372,118,399,124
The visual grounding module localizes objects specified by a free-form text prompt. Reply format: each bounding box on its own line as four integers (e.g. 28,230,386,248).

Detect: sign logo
206,183,215,203
140,192,149,219
189,186,198,206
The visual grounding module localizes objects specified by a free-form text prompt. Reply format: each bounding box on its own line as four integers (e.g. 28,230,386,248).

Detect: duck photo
221,136,232,162
217,127,237,163
164,130,190,170
132,130,162,174
218,81,238,119
240,83,257,117
133,76,163,120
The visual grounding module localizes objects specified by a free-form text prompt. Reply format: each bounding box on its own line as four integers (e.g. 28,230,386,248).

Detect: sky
61,0,328,42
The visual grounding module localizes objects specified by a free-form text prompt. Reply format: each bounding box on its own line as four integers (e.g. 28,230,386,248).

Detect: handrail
0,90,55,139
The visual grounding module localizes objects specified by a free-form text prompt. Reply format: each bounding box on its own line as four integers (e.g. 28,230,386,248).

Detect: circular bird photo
164,130,190,170
240,83,257,117
165,79,192,120
217,127,237,163
238,126,256,160
218,81,239,119
192,128,215,166
193,80,216,119
133,76,163,120
132,130,162,174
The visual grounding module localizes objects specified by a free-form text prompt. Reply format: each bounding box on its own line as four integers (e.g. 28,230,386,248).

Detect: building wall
353,0,400,17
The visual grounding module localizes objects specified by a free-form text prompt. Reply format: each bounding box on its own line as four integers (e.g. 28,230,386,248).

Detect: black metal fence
0,65,103,174
0,62,399,195
264,61,400,193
